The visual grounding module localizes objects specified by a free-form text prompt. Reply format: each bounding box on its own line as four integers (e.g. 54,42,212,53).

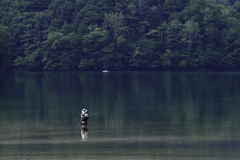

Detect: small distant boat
102,70,109,72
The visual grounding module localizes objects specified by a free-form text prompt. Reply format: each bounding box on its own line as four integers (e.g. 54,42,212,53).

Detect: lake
0,71,240,160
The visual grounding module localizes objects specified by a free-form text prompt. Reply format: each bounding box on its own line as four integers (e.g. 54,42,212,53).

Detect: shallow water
0,71,240,159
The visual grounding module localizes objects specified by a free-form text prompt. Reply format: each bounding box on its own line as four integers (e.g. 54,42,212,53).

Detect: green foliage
161,49,173,67
0,26,10,70
1,0,240,70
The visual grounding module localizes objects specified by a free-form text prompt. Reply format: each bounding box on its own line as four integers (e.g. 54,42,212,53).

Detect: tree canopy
1,0,240,70
0,26,10,70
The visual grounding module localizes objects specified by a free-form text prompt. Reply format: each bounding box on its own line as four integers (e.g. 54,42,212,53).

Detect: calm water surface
0,71,240,160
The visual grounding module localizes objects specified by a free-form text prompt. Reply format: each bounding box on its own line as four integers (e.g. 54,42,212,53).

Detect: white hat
82,108,88,114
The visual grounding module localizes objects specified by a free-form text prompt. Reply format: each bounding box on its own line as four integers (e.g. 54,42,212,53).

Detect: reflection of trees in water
97,72,240,135
0,75,10,120
0,75,9,101
0,72,239,160
1,72,240,136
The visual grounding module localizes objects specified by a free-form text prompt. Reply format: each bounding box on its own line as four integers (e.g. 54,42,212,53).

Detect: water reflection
80,123,89,142
0,71,240,159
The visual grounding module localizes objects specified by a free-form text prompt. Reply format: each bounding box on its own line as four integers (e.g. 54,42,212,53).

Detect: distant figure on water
80,108,89,141
81,108,89,126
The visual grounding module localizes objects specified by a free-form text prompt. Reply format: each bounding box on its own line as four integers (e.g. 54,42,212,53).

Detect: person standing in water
81,108,89,126
80,108,89,141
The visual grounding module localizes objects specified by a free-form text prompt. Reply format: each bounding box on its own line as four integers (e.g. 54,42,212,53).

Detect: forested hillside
1,0,240,71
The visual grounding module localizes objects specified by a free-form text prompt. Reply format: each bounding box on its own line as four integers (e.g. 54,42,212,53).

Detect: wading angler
81,108,89,126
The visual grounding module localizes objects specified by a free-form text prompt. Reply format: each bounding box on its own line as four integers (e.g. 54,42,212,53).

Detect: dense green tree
0,26,10,70
181,20,201,52
166,19,183,50
42,31,82,70
103,11,127,49
180,21,201,68
80,27,112,70
1,0,240,71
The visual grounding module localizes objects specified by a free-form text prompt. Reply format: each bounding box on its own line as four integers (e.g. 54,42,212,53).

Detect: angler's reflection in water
80,124,89,141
